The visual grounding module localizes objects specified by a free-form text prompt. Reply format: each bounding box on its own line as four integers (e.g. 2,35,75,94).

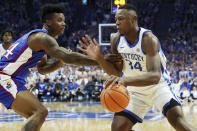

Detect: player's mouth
61,27,65,32
117,28,122,32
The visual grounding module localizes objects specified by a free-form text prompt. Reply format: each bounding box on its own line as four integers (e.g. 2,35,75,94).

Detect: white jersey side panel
117,27,170,88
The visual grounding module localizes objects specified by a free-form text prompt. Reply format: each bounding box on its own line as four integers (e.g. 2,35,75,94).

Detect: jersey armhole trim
116,35,121,50
141,30,152,54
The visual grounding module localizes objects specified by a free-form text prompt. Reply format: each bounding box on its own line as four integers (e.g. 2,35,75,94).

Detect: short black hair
41,4,65,23
119,4,137,14
1,29,13,41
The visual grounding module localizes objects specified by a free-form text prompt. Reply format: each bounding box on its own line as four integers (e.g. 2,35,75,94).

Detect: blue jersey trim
123,109,143,123
160,63,164,74
162,85,181,115
141,30,151,54
116,35,121,50
120,72,124,78
168,85,181,104
124,27,141,48
162,101,170,115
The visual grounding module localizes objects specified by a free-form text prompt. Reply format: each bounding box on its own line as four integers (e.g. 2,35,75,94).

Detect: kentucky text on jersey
120,53,144,62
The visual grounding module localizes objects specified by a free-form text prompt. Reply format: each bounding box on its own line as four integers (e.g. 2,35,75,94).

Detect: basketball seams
110,88,130,101
104,90,111,111
107,93,125,111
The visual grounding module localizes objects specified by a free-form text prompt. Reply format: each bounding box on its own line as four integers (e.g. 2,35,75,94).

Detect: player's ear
46,19,52,26
132,15,137,24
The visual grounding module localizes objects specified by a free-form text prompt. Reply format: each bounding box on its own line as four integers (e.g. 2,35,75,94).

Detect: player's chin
58,30,64,36
118,31,124,35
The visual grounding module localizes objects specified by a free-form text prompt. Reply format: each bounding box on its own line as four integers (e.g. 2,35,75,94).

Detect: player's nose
62,21,66,27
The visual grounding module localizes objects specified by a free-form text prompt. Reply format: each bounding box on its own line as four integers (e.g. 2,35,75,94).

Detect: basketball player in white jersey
79,4,196,131
0,30,13,58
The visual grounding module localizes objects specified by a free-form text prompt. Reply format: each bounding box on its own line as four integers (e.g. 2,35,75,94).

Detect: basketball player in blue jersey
0,4,99,131
79,4,196,131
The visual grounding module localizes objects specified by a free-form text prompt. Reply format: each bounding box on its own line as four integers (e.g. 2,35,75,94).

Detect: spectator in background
54,79,63,101
180,86,191,104
180,78,192,90
37,79,47,100
84,77,95,100
43,85,54,102
0,29,13,58
190,86,197,103
75,88,85,101
60,86,71,102
92,86,101,102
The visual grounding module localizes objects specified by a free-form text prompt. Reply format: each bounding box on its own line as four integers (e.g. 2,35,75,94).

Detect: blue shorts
0,73,27,109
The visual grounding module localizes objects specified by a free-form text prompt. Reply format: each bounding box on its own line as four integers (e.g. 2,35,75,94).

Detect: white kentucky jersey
0,44,6,59
117,27,171,86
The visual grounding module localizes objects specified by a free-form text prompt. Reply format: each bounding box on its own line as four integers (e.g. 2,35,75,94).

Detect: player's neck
125,27,139,45
43,25,57,38
3,43,12,50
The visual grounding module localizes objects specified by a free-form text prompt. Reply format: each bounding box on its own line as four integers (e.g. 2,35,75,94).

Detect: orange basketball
100,84,130,112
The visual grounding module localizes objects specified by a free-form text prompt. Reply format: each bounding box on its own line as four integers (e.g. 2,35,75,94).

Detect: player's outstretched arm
79,35,122,76
28,32,98,69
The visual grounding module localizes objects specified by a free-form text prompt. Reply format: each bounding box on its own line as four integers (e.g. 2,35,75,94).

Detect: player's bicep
146,53,161,73
143,32,161,73
37,34,70,60
110,32,119,54
110,33,123,73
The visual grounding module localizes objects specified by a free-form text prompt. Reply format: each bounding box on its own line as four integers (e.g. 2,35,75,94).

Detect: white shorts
121,82,180,123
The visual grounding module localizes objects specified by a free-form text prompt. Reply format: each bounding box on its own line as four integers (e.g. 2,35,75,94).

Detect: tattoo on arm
40,34,98,66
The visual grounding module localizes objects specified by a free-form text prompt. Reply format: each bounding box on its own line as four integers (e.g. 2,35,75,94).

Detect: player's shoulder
142,31,160,54
143,32,158,44
111,32,120,40
28,31,51,42
110,32,120,53
110,32,120,46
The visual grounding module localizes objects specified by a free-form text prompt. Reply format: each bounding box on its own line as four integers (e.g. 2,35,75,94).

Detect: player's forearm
96,56,121,76
37,60,64,75
122,72,161,86
62,52,99,66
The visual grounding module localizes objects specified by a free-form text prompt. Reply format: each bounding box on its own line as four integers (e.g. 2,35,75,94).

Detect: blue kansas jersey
0,29,48,83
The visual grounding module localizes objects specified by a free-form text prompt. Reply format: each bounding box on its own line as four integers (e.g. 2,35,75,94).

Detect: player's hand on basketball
104,54,123,63
78,34,102,60
104,75,124,89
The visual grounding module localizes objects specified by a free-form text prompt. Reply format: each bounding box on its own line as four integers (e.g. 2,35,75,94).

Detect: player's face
2,32,12,43
115,9,133,35
49,13,66,36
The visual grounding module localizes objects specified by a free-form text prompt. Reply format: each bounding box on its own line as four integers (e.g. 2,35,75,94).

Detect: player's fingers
79,40,87,48
104,79,113,89
82,37,90,46
78,47,87,53
38,55,47,66
104,75,116,88
117,78,122,86
85,35,95,46
108,76,117,89
103,80,108,88
109,77,119,88
43,54,47,60
93,38,99,46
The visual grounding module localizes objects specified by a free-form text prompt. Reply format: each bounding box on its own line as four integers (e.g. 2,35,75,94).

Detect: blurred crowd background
0,0,196,104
